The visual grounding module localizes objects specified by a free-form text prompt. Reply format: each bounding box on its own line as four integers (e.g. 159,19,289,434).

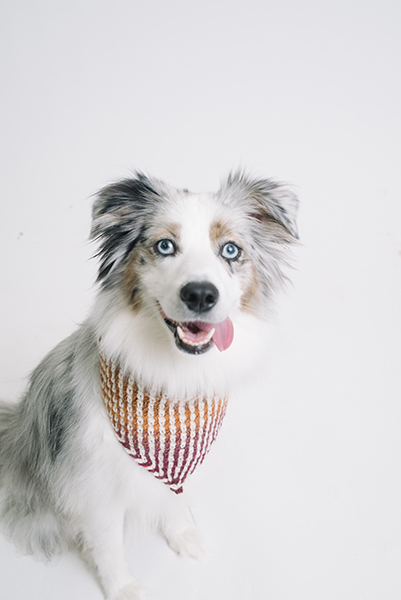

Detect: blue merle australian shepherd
0,171,298,599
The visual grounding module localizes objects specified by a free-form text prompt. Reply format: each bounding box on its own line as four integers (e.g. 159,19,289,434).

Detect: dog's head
91,171,298,356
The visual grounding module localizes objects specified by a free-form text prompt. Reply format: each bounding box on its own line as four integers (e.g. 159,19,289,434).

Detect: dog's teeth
176,325,215,346
206,328,215,342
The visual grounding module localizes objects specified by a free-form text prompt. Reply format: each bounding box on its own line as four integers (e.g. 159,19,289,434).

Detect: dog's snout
180,281,219,314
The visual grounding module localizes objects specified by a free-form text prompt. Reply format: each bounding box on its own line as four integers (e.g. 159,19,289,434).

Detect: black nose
180,281,219,314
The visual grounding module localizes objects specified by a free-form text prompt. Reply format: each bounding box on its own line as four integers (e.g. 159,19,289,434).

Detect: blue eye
221,242,241,260
155,239,176,256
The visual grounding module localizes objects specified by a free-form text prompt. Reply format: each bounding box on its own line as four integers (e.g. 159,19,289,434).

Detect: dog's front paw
110,581,148,600
166,526,208,560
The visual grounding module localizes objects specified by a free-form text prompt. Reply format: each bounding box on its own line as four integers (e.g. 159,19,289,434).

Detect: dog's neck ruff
99,353,228,494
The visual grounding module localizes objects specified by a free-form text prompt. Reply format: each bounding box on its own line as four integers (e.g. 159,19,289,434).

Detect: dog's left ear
220,171,299,241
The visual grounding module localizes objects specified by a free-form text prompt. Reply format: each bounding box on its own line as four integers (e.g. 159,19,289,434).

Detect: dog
0,170,298,599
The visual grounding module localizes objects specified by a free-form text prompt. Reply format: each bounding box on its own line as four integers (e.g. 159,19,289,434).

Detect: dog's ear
91,173,161,283
220,170,299,241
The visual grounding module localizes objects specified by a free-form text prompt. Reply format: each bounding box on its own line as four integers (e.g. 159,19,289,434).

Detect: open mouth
159,308,234,355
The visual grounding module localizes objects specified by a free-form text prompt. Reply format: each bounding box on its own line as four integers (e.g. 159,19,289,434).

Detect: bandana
99,353,228,494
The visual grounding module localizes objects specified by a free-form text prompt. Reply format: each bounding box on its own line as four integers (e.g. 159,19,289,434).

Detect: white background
1,1,400,598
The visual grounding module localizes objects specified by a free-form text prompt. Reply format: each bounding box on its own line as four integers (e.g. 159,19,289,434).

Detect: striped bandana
99,353,228,494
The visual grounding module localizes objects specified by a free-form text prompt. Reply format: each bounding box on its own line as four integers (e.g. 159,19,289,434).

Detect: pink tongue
195,317,234,352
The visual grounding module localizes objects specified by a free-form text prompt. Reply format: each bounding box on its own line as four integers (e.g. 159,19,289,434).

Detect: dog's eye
155,239,176,256
221,242,241,261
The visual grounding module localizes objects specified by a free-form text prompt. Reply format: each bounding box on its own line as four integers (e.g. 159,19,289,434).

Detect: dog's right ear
91,173,161,283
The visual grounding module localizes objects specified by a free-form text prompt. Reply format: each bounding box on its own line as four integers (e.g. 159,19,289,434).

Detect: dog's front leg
78,506,146,600
158,494,207,561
